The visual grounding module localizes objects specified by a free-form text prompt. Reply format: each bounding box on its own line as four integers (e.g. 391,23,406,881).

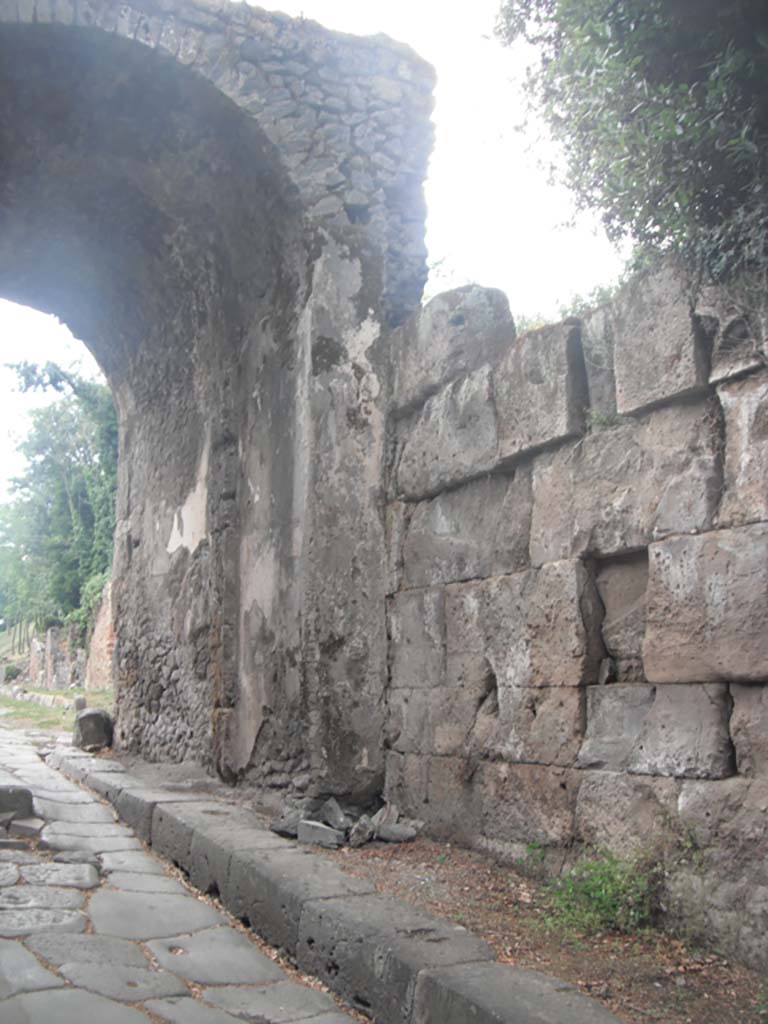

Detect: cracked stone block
644,524,768,683
445,560,604,689
149,925,285,986
297,820,344,848
0,937,65,999
59,962,188,1002
494,321,587,461
390,286,515,414
595,553,648,681
574,770,681,857
401,468,531,588
395,366,498,498
388,587,445,690
730,684,768,778
202,981,340,1022
717,372,768,528
612,264,709,414
530,400,721,565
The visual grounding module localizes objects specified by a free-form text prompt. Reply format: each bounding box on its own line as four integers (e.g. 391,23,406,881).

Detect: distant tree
497,0,768,283
0,365,117,638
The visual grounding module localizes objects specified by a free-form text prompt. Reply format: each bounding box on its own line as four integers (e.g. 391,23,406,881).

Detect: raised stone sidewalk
1,727,622,1024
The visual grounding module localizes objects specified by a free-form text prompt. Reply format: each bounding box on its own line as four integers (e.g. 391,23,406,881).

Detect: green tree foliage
498,0,768,281
0,364,117,638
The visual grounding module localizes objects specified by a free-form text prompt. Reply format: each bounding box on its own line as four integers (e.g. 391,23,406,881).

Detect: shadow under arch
0,8,434,802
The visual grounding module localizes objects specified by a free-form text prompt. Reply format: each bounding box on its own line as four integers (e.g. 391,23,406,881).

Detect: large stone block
389,286,515,413
695,280,766,385
445,560,604,690
717,372,768,528
401,468,531,588
730,683,768,778
595,553,648,681
612,264,709,414
388,588,445,690
577,684,656,771
480,762,581,847
627,683,734,779
493,321,587,461
643,524,768,683
395,366,498,499
388,681,583,766
530,400,720,565
574,770,681,856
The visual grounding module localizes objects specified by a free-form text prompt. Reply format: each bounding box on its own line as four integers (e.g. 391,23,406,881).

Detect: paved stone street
0,727,354,1024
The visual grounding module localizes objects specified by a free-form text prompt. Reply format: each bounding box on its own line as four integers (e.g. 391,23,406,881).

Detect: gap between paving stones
49,743,623,1024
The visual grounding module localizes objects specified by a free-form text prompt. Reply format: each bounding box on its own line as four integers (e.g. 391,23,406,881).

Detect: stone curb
48,747,622,1024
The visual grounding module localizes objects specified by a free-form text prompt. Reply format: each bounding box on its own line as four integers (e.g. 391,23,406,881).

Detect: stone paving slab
89,889,226,939
0,885,85,910
0,728,361,1024
145,996,245,1024
25,932,150,969
34,734,622,1024
60,961,189,1002
0,907,87,937
0,938,65,998
203,981,342,1021
148,926,286,985
2,987,152,1023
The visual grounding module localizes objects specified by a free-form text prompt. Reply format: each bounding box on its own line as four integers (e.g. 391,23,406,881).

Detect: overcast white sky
0,0,626,497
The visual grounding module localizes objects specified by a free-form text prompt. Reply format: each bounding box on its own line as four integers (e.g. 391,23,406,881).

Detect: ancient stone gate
2,0,767,973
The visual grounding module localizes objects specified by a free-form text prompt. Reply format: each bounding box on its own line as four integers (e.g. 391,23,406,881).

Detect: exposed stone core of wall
383,272,768,971
0,0,433,799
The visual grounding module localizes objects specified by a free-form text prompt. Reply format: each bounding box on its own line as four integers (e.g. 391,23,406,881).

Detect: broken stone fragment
297,820,345,849
320,797,352,833
269,811,301,838
375,822,418,843
73,708,113,752
371,803,399,830
9,816,45,838
348,815,375,848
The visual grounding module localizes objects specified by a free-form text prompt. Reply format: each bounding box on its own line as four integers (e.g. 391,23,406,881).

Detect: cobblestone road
0,726,355,1023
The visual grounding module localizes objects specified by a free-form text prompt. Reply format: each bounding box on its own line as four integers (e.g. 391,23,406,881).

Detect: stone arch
0,2,435,799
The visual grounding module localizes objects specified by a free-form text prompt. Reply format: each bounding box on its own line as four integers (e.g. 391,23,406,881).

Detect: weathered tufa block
401,469,531,588
730,684,768,778
389,286,515,413
493,321,587,461
577,685,656,771
388,588,445,690
480,762,580,848
578,682,733,778
530,400,721,565
574,770,681,857
595,553,648,681
396,366,498,498
643,524,768,683
612,264,709,414
627,683,734,779
717,372,768,528
445,560,604,690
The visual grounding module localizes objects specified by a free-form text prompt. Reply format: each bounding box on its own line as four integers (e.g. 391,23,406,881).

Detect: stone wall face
384,272,768,971
0,3,432,795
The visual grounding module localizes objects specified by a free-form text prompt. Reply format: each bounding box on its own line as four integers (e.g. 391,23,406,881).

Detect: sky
0,0,627,498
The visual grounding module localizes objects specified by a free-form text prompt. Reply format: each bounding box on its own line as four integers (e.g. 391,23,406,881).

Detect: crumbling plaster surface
0,0,433,797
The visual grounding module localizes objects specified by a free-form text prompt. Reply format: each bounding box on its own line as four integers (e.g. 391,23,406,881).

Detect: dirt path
322,837,765,1024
